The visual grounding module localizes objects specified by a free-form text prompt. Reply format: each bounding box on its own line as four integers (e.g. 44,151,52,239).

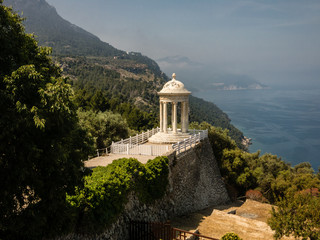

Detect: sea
193,86,320,171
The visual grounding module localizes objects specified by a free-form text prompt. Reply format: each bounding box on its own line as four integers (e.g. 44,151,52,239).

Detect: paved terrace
84,128,207,168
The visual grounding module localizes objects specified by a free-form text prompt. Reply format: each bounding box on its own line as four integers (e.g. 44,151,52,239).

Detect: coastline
193,88,320,170
242,136,252,150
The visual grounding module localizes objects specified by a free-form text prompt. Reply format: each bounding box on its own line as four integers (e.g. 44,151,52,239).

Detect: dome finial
172,73,176,80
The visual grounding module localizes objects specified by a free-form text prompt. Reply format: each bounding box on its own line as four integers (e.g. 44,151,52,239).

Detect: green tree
189,121,237,164
269,193,320,240
294,162,315,174
89,90,109,111
0,3,92,239
77,109,129,149
221,148,257,193
249,153,290,202
271,163,320,200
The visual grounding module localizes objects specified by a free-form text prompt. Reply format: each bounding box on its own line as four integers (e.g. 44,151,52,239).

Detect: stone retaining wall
56,138,229,240
169,138,230,216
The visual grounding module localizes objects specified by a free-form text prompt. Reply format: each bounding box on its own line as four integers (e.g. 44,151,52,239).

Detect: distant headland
210,79,269,91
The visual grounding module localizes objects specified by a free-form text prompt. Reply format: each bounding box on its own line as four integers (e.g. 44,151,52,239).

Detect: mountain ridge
4,0,245,147
5,0,123,56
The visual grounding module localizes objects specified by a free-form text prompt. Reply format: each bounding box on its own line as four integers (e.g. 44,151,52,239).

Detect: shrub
67,156,169,233
245,189,267,202
137,156,169,203
221,232,243,240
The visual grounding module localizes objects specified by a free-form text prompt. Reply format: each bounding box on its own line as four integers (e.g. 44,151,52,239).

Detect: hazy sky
45,0,320,86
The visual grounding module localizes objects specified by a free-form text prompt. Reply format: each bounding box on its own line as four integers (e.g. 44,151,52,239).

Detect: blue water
194,88,320,170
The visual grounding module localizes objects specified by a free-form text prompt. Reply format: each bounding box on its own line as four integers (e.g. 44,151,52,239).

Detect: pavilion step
148,132,193,144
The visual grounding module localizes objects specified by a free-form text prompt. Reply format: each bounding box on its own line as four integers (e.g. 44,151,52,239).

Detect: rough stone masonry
56,138,230,240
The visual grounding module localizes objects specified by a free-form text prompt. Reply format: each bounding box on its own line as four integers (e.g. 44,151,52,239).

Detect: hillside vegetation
191,121,320,239
56,55,244,146
5,0,245,148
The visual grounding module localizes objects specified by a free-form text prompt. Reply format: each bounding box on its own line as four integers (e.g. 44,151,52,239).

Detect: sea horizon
193,85,320,171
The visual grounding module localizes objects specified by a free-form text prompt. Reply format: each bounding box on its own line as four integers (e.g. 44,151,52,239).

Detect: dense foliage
0,2,93,239
190,121,320,239
62,56,163,111
77,109,130,149
74,89,157,132
269,192,320,240
191,122,320,240
63,57,159,131
190,122,320,203
67,156,169,233
189,121,237,165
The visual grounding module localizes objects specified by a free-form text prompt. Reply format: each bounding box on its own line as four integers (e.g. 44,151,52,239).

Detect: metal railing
173,228,218,240
129,221,218,240
94,146,111,158
172,129,208,155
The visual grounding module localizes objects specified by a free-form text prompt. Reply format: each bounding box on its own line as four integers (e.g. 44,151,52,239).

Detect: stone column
184,101,189,132
171,102,174,131
173,101,178,134
181,101,186,133
163,102,168,133
159,101,163,132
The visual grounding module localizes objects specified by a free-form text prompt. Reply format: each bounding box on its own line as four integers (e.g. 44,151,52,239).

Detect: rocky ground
171,199,295,240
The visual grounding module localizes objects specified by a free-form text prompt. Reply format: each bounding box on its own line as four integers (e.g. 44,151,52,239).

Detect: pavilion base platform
148,130,191,144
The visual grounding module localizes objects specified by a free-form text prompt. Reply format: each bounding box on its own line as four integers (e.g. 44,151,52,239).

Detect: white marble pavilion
148,73,192,143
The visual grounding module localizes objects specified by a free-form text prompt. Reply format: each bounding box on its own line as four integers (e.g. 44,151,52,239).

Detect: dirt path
171,199,295,240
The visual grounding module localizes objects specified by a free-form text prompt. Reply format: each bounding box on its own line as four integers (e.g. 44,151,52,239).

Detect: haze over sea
194,86,320,170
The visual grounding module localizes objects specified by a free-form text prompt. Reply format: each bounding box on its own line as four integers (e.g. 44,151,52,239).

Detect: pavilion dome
159,73,191,94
